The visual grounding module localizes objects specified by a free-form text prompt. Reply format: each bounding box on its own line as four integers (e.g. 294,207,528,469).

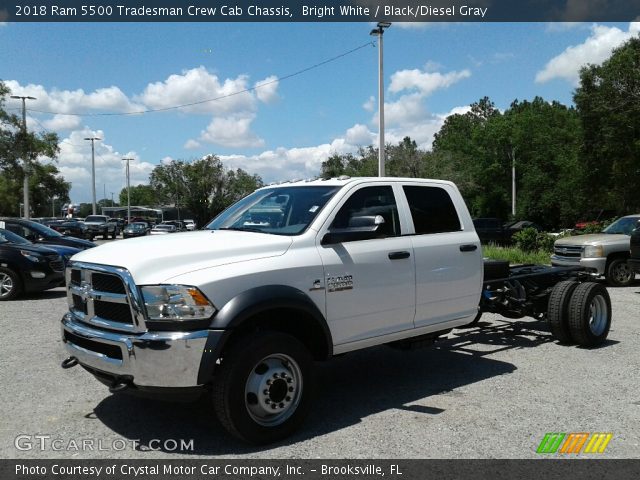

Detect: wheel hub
0,273,14,297
244,354,302,427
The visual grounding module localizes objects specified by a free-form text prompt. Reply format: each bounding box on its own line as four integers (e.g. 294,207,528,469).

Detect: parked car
50,218,89,239
108,218,125,233
150,224,176,235
84,215,119,240
123,222,150,239
628,220,640,274
473,217,511,245
0,228,80,267
504,220,543,234
0,229,65,300
183,219,196,231
0,217,95,250
552,214,640,286
161,220,186,231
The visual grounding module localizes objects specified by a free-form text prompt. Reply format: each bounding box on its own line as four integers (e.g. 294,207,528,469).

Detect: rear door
398,182,482,328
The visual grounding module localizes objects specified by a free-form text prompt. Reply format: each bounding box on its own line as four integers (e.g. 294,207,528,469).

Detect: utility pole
11,95,36,219
510,147,516,217
122,157,134,224
370,22,391,177
84,136,101,215
110,192,114,206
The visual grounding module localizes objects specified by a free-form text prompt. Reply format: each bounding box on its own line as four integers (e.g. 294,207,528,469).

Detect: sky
1,20,639,204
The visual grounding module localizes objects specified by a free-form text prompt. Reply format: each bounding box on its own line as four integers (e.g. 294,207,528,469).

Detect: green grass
481,244,552,266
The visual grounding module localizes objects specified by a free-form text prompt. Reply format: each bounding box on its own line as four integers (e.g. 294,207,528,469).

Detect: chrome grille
553,245,582,258
66,263,144,333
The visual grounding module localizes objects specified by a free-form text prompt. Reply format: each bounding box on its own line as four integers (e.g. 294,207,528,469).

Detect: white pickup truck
60,177,611,443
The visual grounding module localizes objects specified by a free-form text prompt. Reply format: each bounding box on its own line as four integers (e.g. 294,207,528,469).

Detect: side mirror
321,215,385,245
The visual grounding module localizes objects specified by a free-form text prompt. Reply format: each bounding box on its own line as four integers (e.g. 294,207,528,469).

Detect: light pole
122,157,134,224
370,22,391,177
11,95,36,219
51,196,57,217
84,136,101,215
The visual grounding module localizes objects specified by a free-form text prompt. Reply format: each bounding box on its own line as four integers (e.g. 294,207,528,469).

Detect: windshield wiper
218,226,268,233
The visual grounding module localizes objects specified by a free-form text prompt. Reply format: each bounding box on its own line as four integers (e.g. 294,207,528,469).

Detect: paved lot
1,255,638,458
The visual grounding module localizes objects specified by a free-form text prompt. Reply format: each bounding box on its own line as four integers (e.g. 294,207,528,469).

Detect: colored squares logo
537,433,612,454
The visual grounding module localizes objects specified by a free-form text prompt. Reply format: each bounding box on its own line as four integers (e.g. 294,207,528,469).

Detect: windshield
602,217,640,235
23,221,63,238
205,186,340,236
0,229,31,245
85,216,107,222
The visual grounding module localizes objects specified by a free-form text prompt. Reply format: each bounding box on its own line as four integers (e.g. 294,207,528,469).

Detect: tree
574,37,640,214
118,184,156,206
0,81,67,216
150,156,262,226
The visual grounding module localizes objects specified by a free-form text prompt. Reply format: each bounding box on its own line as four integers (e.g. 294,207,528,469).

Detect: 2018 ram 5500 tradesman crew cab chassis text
60,177,611,444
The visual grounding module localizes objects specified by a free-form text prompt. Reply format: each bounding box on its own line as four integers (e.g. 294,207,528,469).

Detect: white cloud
183,139,201,150
363,96,376,112
4,80,143,114
536,22,640,85
345,124,375,145
389,68,471,95
199,114,265,148
254,75,279,103
382,93,429,127
41,114,82,131
53,129,155,204
136,66,256,115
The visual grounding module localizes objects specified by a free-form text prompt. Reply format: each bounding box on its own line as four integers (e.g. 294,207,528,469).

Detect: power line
16,41,375,118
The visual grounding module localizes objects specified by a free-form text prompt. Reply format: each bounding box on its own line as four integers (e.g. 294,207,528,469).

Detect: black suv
0,218,95,250
0,229,64,300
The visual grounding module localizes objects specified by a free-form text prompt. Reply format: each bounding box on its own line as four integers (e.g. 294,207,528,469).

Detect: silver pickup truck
551,214,640,286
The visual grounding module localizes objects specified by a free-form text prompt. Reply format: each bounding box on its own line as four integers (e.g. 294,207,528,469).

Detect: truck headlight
141,285,215,321
582,245,604,258
20,250,46,263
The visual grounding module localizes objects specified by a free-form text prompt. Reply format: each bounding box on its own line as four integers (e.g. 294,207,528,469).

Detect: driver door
316,183,415,347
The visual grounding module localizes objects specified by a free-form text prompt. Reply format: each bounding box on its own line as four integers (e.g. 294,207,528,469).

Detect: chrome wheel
0,272,14,298
588,294,608,336
244,353,303,427
607,259,634,286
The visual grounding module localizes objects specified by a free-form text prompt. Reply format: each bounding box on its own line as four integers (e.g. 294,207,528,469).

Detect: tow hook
109,376,133,393
61,356,78,369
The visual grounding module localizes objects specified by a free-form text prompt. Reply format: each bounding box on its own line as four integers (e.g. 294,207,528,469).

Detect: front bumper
61,312,213,388
550,255,607,274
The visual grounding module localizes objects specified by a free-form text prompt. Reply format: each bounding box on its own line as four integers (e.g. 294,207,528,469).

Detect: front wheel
212,332,315,444
0,267,22,301
605,258,634,287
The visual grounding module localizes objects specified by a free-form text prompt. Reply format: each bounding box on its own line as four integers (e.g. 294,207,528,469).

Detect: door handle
459,244,478,252
388,251,410,260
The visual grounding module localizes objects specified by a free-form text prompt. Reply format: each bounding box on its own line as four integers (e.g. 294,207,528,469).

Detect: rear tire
547,280,579,343
568,282,611,347
212,332,315,444
0,267,22,301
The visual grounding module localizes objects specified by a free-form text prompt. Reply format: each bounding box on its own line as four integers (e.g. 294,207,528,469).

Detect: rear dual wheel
547,281,611,347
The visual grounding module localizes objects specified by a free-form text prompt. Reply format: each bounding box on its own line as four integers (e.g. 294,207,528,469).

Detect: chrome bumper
551,256,606,274
61,313,212,388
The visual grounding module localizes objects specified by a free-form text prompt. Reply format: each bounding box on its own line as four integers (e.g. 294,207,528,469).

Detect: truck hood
555,233,629,246
70,230,293,284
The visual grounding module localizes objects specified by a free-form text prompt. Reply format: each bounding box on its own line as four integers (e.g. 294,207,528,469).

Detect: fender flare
197,285,332,384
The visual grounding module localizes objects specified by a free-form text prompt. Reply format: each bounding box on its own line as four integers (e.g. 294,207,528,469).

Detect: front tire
605,258,634,287
212,332,315,444
568,282,611,347
0,267,22,301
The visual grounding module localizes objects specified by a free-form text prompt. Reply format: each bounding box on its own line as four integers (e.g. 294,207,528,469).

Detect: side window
403,185,462,234
331,186,400,237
